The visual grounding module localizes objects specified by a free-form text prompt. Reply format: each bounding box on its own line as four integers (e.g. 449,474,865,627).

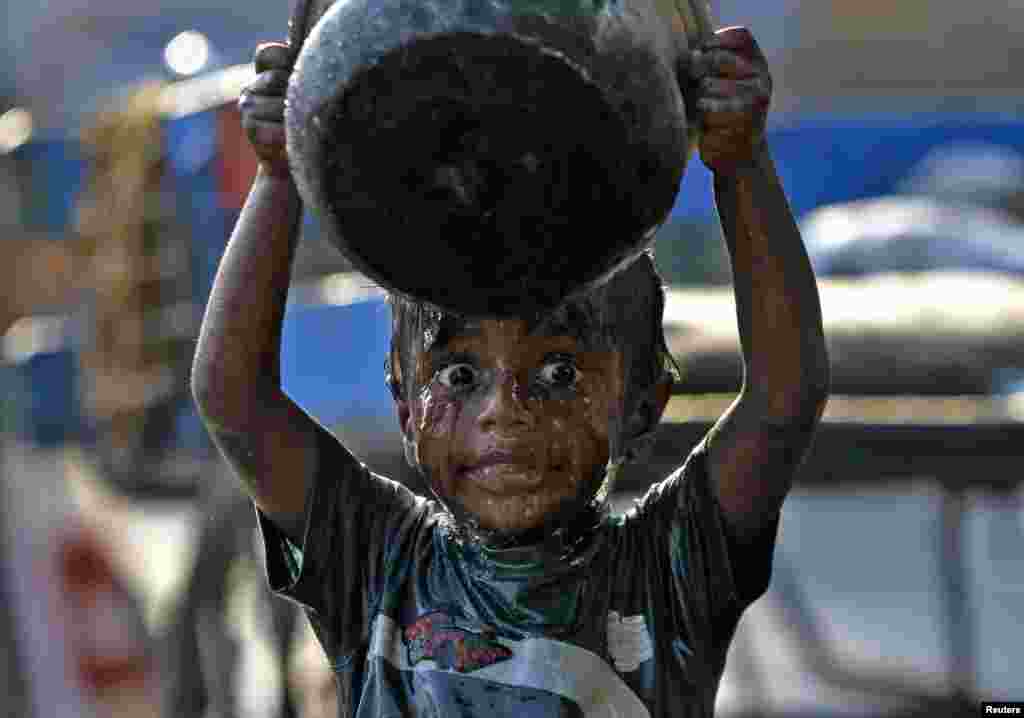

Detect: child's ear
650,372,673,425
395,399,421,469
395,399,413,442
620,373,673,462
388,351,414,439
625,373,673,439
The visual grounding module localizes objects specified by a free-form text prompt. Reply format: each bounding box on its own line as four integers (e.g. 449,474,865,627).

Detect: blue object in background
280,298,394,430
11,139,85,233
3,138,85,447
672,114,1024,222
16,349,81,447
165,108,234,457
2,317,81,448
165,108,233,307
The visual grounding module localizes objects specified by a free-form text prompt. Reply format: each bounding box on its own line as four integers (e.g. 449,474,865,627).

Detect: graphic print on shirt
378,610,652,717
403,610,513,673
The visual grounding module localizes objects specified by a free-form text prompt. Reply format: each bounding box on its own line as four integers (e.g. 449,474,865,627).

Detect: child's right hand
239,42,293,178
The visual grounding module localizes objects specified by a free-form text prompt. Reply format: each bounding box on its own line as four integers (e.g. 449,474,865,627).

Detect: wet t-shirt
257,440,776,717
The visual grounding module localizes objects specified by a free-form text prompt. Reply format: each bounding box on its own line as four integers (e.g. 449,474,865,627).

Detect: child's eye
436,363,478,389
538,358,579,388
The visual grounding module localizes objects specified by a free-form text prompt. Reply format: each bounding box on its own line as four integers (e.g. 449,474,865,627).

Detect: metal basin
286,0,711,315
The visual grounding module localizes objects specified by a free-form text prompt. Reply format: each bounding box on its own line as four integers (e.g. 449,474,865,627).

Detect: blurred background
2,1,1023,716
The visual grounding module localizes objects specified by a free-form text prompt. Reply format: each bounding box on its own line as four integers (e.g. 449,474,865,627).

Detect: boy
192,23,829,718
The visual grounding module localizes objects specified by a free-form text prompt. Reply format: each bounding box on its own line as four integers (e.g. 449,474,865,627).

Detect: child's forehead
429,314,608,353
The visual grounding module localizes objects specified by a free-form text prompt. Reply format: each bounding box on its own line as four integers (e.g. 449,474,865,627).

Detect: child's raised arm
685,28,830,541
192,42,356,541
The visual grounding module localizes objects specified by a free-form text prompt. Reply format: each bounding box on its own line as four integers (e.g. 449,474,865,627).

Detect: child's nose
477,370,533,431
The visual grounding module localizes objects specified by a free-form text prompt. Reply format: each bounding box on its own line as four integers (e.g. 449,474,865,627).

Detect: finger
701,130,754,166
239,95,286,123
701,125,760,154
691,48,760,81
244,70,290,97
243,118,287,148
702,26,765,63
697,96,765,125
699,76,771,103
698,77,741,99
253,42,294,73
698,83,755,114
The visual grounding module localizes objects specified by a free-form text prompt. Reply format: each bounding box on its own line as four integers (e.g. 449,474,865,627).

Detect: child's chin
440,468,608,545
460,487,582,535
459,463,547,492
471,500,553,534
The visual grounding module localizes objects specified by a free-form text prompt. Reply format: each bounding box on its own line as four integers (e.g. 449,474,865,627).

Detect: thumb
254,42,295,74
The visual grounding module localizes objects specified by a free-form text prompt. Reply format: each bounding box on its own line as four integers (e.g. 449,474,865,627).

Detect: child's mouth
458,451,553,493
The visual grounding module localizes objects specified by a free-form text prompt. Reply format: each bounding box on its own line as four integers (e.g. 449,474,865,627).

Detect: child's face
400,318,624,534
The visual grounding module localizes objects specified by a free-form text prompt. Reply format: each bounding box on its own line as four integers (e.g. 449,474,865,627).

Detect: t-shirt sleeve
255,432,429,661
628,439,778,661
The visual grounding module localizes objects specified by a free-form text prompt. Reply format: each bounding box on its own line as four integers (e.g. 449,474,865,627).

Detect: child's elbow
798,357,831,426
750,348,830,424
793,330,831,417
190,357,232,428
804,379,830,427
190,369,219,425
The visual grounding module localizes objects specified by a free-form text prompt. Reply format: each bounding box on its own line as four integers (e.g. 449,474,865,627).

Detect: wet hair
385,251,677,444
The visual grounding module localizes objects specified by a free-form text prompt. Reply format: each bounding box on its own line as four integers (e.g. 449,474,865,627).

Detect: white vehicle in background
804,142,1024,281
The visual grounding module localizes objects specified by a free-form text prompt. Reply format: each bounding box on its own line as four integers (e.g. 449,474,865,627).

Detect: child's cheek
579,373,617,437
545,387,613,485
544,399,574,474
415,383,462,498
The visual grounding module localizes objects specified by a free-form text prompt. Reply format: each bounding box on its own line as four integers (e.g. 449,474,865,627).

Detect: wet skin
399,319,624,534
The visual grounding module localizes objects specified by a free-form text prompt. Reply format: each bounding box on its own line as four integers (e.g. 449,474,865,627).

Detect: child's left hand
682,26,771,175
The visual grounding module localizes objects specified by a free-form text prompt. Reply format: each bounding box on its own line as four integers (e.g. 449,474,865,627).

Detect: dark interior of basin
314,32,676,316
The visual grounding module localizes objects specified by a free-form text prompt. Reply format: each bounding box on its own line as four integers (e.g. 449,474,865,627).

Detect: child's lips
458,450,545,491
